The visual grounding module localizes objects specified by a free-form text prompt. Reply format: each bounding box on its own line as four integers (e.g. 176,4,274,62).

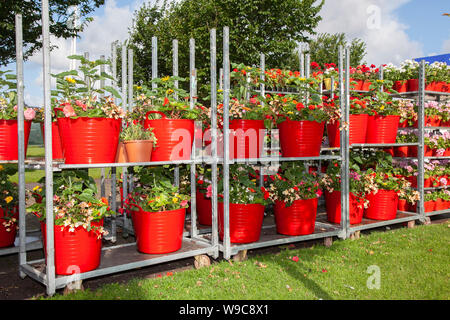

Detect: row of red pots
392,79,449,93
390,116,450,128
423,199,450,212
424,146,450,157
0,206,18,248
349,79,373,91
327,114,401,147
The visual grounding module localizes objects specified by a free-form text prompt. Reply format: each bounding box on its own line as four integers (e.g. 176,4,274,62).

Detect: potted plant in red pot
394,129,418,157
384,63,407,92
0,70,35,160
217,165,268,244
0,165,19,248
397,100,417,128
137,77,202,161
52,55,124,164
27,170,113,275
126,166,190,254
270,86,328,157
365,80,401,144
196,166,213,226
361,64,379,91
402,60,420,92
424,101,442,127
320,160,367,225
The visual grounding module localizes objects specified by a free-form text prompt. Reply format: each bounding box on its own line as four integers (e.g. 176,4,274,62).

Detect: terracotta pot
115,142,128,163
123,140,153,163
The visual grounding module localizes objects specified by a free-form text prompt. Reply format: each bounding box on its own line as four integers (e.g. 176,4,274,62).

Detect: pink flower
180,200,188,207
13,105,18,112
206,184,212,198
292,256,299,262
24,108,36,120
75,100,87,111
63,105,76,117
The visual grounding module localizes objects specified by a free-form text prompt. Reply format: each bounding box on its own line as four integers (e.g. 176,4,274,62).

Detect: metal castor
324,237,333,247
194,255,211,269
350,231,360,240
407,220,415,229
233,250,248,262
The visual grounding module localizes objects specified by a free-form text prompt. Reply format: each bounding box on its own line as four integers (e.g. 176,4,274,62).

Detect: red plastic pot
407,175,417,188
274,198,318,235
218,202,265,243
324,191,364,225
0,206,18,248
196,191,212,226
327,114,369,147
383,147,394,156
361,80,372,91
364,190,399,220
57,117,121,164
40,122,64,160
398,199,409,212
130,204,186,254
425,82,435,91
366,115,400,144
424,145,435,157
425,115,441,127
424,200,436,213
229,119,265,159
393,146,409,157
144,111,194,161
435,199,446,211
409,202,417,213
394,80,408,93
407,79,419,92
408,146,418,157
0,120,32,161
41,220,103,275
278,120,324,157
350,78,363,91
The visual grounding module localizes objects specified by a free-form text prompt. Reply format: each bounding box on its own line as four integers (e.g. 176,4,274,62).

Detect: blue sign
414,53,450,64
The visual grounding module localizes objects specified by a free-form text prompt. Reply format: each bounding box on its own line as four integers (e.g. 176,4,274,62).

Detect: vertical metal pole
223,26,231,260
173,40,180,187
259,53,265,186
127,48,134,199
210,28,219,257
300,48,305,78
100,55,106,199
418,61,425,218
41,0,56,296
341,46,350,238
330,76,335,99
152,36,158,88
110,41,118,242
15,14,27,278
379,65,384,92
189,37,197,238
219,68,224,90
121,43,129,237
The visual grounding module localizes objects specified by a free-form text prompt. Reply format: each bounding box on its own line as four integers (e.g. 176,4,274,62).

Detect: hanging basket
218,202,265,244
196,190,212,226
366,115,400,144
41,220,104,275
0,206,18,248
324,191,364,225
364,190,398,220
40,122,64,160
278,120,324,157
274,198,318,236
327,114,369,147
0,120,32,161
57,116,121,164
130,204,186,254
144,111,194,161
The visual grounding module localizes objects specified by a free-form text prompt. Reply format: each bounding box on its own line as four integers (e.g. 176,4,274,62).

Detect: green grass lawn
43,222,450,300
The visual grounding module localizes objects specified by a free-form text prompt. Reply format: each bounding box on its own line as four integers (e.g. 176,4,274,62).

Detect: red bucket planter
393,146,409,157
218,202,265,244
41,220,103,275
144,111,194,161
394,80,408,93
57,117,121,164
407,79,419,92
408,146,418,157
398,199,409,211
350,78,363,91
130,205,186,254
425,115,441,127
0,120,32,161
364,190,399,221
424,200,436,213
365,115,400,144
196,191,212,226
278,120,324,157
274,198,318,236
424,145,435,157
361,80,372,91
324,191,364,225
0,206,18,248
435,199,446,211
327,114,369,147
224,119,266,159
40,122,64,160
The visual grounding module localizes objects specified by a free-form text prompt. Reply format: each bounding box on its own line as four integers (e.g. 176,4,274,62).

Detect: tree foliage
307,32,367,69
124,0,324,97
0,0,104,66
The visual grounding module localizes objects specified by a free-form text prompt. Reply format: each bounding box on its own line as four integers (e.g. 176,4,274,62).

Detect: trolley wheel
324,237,333,247
350,231,360,240
194,255,211,269
63,279,84,295
232,249,248,262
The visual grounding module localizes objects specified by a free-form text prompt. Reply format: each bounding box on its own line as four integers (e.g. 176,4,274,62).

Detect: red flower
296,102,305,111
163,97,170,106
292,256,299,262
248,188,256,193
197,180,204,185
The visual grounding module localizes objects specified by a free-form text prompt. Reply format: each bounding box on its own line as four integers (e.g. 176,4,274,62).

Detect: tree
124,0,324,97
0,0,105,66
307,33,367,69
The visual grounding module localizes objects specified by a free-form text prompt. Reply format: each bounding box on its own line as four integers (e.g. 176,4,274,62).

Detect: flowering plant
350,64,379,81
267,162,322,207
27,170,112,237
127,166,190,212
398,100,417,125
120,121,157,143
196,165,213,199
320,160,367,196
396,129,418,143
323,63,339,79
425,132,450,155
0,70,36,121
393,159,418,178
364,81,401,116
217,165,269,205
0,165,19,232
52,55,124,120
363,169,411,200
400,60,419,80
383,63,403,82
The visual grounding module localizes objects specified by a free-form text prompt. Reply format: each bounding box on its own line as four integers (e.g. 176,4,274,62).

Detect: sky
3,0,450,107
